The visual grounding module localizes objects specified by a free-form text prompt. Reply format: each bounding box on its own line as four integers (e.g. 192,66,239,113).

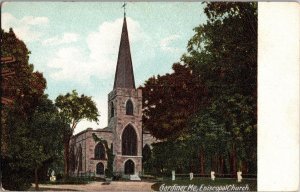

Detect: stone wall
70,87,159,177
108,88,143,174
70,128,113,176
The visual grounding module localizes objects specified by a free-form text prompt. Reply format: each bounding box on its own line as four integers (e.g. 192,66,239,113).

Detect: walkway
33,181,155,191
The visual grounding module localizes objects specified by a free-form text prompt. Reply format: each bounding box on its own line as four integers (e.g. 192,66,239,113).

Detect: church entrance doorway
124,159,135,175
96,162,104,175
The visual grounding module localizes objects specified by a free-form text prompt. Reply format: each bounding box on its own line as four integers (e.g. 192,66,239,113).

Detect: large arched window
96,162,104,175
126,99,133,115
124,159,135,175
95,142,106,160
78,144,83,171
110,102,114,118
122,125,137,155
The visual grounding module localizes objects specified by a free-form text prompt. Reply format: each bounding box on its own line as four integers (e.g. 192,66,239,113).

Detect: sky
1,2,207,134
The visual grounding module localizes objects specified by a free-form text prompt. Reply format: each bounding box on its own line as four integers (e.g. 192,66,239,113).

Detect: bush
2,166,32,191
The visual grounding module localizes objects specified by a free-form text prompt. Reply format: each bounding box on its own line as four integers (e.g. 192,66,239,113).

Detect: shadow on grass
151,178,257,191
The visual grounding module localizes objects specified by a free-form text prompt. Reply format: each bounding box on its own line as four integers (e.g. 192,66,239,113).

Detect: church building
69,15,157,179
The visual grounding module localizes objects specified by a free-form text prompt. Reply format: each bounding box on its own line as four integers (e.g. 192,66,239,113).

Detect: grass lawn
151,178,257,191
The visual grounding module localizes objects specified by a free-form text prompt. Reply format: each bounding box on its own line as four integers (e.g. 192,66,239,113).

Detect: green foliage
2,96,67,190
2,161,32,191
55,90,99,129
182,2,257,174
143,2,257,176
151,140,198,175
28,96,67,167
182,2,257,97
55,90,99,177
1,28,55,190
1,29,46,116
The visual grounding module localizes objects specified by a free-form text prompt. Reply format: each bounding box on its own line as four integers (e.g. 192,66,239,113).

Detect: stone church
69,15,157,178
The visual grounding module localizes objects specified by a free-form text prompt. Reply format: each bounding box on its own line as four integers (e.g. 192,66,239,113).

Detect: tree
141,2,257,177
151,139,197,176
141,63,206,139
1,28,47,190
182,2,257,97
2,96,66,190
182,2,257,175
55,90,99,177
1,28,46,116
28,96,67,190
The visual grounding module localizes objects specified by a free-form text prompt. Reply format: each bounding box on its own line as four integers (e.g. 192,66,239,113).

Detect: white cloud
1,12,49,42
47,17,146,84
42,33,79,46
160,34,181,53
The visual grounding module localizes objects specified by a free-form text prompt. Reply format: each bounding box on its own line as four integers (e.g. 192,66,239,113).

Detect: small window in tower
126,99,133,115
111,102,114,118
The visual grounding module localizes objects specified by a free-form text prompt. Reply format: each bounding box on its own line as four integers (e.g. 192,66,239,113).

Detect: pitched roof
113,17,136,89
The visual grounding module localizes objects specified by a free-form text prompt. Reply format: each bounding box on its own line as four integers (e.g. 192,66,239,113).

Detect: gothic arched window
124,159,135,175
122,125,137,155
95,142,106,160
126,99,133,115
96,162,104,175
111,102,114,118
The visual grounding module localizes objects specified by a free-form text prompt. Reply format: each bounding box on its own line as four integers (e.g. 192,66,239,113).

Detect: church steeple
113,14,136,89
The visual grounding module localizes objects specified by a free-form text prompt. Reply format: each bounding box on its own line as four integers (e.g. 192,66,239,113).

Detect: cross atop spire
122,2,127,17
113,9,136,89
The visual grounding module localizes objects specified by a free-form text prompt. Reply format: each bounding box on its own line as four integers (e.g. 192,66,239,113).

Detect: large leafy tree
1,28,46,155
28,96,67,190
182,2,257,97
142,63,206,139
142,2,257,176
182,2,257,175
1,29,47,190
1,28,46,115
189,94,256,175
55,90,99,177
2,96,66,190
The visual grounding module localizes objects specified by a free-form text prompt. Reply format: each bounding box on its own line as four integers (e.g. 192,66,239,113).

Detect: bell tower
108,14,143,176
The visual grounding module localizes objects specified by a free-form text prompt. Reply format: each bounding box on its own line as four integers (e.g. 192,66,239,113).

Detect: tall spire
113,10,136,89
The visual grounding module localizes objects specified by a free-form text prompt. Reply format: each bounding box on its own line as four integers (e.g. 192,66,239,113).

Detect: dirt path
33,181,155,191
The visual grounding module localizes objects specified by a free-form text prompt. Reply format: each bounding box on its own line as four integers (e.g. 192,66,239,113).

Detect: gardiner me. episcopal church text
69,16,157,179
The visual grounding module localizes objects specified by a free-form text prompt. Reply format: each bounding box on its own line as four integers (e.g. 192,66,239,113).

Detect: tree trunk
219,156,224,176
214,155,218,173
199,146,205,175
231,143,237,177
215,155,218,173
35,167,39,191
